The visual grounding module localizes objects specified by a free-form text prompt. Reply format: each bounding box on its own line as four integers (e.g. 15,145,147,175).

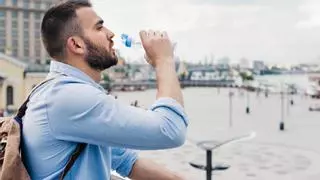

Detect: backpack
0,78,85,180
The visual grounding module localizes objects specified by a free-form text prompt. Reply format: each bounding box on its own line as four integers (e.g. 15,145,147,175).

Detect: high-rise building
0,0,58,64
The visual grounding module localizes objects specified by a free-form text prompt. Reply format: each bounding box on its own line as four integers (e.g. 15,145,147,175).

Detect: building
216,57,230,70
0,0,58,64
253,60,265,74
0,52,47,112
239,58,251,70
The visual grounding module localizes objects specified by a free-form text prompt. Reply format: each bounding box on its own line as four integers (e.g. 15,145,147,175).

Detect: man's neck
82,67,101,83
65,58,101,83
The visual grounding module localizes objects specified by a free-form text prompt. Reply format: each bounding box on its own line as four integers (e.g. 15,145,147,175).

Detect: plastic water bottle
118,33,180,69
120,34,142,48
119,33,176,50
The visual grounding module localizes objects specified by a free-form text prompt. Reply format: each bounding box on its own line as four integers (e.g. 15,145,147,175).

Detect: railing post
206,150,212,180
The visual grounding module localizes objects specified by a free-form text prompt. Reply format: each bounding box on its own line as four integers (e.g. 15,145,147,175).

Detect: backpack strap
16,77,56,119
14,75,87,179
59,143,86,180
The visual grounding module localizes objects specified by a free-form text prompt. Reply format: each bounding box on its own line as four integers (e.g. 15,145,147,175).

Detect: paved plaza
114,87,320,180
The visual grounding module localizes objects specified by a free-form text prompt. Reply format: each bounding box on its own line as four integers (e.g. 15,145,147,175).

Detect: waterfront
113,86,320,180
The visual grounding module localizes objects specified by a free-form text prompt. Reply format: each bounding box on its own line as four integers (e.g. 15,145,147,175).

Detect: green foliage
102,73,112,82
239,72,254,81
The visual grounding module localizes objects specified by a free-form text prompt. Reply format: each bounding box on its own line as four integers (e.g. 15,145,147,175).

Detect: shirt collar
48,60,105,91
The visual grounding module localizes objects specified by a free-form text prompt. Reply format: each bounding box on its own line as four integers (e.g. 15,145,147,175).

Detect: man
22,0,188,180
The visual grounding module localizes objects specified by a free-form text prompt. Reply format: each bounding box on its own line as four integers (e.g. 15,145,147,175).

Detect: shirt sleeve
46,80,189,150
111,147,138,177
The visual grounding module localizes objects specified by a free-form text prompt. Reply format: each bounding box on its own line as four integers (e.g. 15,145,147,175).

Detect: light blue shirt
22,61,188,180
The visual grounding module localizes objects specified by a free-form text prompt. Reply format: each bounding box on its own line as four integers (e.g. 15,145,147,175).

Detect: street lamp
246,89,250,114
279,85,285,131
229,91,234,127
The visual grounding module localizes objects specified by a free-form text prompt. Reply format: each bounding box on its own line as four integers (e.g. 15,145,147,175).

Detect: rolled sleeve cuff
150,97,189,127
116,151,138,177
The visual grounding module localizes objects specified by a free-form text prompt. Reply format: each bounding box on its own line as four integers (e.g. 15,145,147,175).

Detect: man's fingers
161,31,168,38
147,30,154,37
139,30,148,45
154,31,161,37
140,29,167,40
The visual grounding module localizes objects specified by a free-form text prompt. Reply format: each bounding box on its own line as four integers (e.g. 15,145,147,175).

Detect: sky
91,0,320,64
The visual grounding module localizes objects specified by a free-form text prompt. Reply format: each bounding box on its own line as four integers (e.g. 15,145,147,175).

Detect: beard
83,38,118,71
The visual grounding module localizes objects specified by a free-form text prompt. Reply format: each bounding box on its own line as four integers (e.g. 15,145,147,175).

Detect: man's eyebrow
95,19,104,26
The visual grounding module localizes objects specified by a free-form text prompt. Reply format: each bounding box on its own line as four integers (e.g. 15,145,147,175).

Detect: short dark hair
41,0,92,60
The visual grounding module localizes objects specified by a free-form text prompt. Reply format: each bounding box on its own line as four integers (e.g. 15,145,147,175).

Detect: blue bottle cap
121,33,132,48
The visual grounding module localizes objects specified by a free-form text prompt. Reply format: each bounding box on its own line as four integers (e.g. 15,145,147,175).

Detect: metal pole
280,89,285,131
290,90,294,105
287,91,290,116
246,90,250,114
229,91,233,127
206,150,212,180
281,91,284,122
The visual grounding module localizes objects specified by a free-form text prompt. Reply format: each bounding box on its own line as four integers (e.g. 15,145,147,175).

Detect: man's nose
106,29,115,39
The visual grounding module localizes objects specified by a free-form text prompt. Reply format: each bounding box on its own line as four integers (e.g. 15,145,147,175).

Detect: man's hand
139,30,174,68
128,158,186,180
139,30,184,106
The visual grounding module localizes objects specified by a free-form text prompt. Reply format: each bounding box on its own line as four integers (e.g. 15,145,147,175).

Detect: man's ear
66,36,85,55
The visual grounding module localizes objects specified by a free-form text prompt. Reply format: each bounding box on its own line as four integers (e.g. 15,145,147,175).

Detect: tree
101,73,112,90
239,72,254,81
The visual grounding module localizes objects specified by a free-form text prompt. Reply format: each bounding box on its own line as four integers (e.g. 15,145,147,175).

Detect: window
45,59,50,65
35,58,41,64
0,29,5,36
12,30,18,36
35,43,41,51
24,21,29,28
23,12,29,19
12,21,17,28
12,11,18,18
24,40,29,47
35,12,41,20
12,39,18,46
46,2,51,9
34,2,41,9
34,31,40,38
0,10,5,17
35,22,40,28
23,0,29,8
12,39,17,46
12,48,18,57
0,20,5,27
12,0,18,6
24,48,29,56
6,86,14,106
0,39,4,50
24,31,28,38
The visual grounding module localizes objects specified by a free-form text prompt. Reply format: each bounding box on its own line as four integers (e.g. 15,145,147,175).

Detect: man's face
76,7,118,70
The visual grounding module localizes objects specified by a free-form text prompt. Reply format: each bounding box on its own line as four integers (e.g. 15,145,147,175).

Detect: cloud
91,0,320,63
